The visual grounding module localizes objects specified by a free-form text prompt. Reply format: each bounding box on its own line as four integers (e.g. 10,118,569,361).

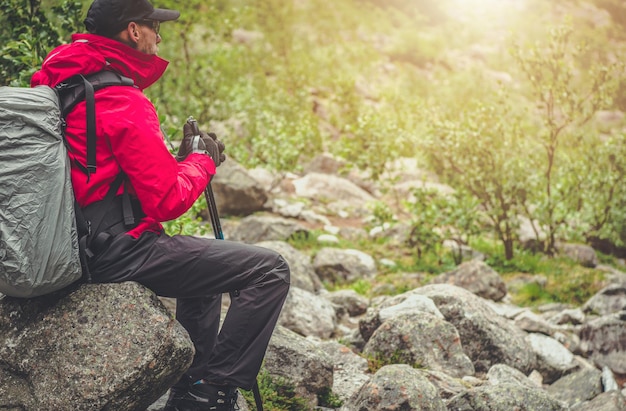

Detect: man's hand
176,123,226,166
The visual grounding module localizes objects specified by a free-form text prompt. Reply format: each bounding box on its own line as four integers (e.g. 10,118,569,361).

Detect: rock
514,310,555,335
379,293,443,322
255,240,322,293
228,215,309,243
414,284,536,374
318,340,370,403
264,326,334,408
579,312,626,374
602,366,620,392
527,332,578,384
547,307,586,326
487,301,528,319
422,369,469,399
211,160,268,216
583,283,626,316
556,243,599,268
325,289,369,317
546,367,603,407
304,153,346,175
342,364,447,411
447,383,567,411
358,293,443,342
363,312,475,378
0,282,194,411
442,239,485,261
430,259,507,302
487,364,540,388
313,247,377,284
572,390,626,411
278,287,336,339
292,172,375,204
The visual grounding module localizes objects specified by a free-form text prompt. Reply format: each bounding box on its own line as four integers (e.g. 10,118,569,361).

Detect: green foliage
472,238,543,274
573,132,626,248
0,0,83,86
423,88,534,260
317,387,343,409
162,196,210,237
366,349,422,373
348,278,372,296
335,107,417,180
241,369,310,411
405,186,483,263
367,201,397,229
506,258,606,307
510,21,623,254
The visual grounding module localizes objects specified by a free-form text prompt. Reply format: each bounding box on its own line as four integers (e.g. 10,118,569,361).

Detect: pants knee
273,253,290,286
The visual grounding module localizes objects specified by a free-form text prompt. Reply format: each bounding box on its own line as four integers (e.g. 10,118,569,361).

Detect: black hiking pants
87,230,290,390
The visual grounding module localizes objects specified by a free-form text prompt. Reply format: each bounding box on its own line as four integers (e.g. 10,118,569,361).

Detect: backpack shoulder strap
55,71,134,180
56,71,134,117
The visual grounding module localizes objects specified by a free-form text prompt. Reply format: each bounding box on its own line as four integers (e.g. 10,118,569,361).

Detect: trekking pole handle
187,116,201,137
186,116,224,240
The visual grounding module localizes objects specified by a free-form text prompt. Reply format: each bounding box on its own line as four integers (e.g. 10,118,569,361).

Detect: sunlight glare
446,0,527,28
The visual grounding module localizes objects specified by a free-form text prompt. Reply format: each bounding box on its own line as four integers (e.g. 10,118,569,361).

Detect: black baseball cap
84,0,180,37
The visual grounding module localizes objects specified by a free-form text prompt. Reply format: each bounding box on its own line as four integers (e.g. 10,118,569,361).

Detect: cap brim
145,8,180,22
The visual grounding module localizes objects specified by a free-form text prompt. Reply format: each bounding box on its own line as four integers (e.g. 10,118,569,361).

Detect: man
31,1,290,410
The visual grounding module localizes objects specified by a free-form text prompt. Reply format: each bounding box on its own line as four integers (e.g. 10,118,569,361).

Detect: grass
289,230,612,309
240,370,310,411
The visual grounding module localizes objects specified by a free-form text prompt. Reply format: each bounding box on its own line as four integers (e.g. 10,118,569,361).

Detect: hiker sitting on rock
30,0,290,409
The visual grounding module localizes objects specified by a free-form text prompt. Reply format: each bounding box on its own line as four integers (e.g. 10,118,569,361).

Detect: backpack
0,71,134,298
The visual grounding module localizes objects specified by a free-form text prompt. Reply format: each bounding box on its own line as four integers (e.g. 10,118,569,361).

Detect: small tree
422,90,534,260
510,22,622,254
405,187,482,264
575,132,626,250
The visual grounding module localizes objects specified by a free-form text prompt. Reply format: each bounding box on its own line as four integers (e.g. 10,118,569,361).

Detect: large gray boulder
278,287,337,339
414,284,536,374
358,293,443,342
546,367,603,408
526,332,578,384
0,282,194,411
318,340,370,403
264,326,334,408
582,283,626,316
447,383,567,411
341,364,447,411
579,311,626,374
313,247,377,284
211,159,268,216
572,391,626,411
363,312,475,378
556,243,599,268
430,259,507,302
255,240,322,293
228,215,309,243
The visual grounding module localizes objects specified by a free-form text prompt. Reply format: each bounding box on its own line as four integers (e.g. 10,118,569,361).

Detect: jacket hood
31,33,169,90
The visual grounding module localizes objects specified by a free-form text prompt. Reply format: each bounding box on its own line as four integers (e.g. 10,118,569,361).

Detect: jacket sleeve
99,87,216,222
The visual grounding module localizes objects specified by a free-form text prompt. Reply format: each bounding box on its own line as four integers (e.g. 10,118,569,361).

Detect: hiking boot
162,380,239,411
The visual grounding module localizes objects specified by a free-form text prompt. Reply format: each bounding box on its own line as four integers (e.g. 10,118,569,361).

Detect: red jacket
31,33,215,237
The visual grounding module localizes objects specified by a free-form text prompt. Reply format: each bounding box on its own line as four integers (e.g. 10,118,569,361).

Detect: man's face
136,20,161,55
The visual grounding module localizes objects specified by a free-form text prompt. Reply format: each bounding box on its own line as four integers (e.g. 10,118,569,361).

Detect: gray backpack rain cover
0,86,82,298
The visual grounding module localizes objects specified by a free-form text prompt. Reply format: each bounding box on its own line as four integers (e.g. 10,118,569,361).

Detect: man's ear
112,23,140,49
128,22,141,42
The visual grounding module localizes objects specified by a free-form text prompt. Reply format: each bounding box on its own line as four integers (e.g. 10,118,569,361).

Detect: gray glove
176,123,226,166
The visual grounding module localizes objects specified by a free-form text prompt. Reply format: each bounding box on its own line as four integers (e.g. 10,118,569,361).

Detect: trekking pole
186,117,223,240
186,116,264,411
